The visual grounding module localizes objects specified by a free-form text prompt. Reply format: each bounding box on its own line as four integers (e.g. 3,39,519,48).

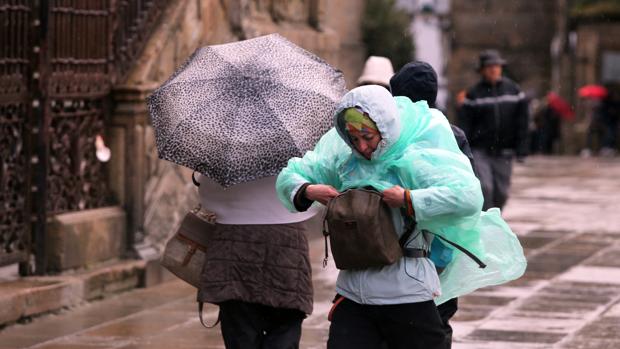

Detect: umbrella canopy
547,92,574,121
147,34,346,187
578,84,608,100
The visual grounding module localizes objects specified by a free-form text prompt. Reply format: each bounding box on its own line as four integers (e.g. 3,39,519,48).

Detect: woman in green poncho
276,85,484,349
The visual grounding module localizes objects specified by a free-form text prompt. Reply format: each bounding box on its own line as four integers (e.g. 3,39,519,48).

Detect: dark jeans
327,296,447,349
472,149,513,210
437,298,458,349
219,300,305,349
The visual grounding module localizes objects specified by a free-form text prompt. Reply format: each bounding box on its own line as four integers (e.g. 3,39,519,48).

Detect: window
601,51,620,83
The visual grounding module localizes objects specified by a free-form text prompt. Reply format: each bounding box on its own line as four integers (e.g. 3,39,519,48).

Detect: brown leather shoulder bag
161,205,216,288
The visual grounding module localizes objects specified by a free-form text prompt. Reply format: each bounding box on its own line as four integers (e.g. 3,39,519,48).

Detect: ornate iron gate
1,0,167,274
0,1,34,271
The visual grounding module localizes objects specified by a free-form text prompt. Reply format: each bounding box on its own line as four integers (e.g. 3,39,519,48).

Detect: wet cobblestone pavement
1,156,619,348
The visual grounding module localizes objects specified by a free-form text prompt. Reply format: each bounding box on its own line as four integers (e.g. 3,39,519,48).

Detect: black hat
389,61,438,108
477,49,506,70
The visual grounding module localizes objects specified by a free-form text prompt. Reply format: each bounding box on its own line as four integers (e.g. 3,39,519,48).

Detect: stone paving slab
0,260,149,327
0,281,196,349
1,157,620,348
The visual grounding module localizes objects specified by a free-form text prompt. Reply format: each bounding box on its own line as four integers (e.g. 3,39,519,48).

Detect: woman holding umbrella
276,85,484,349
147,34,348,349
195,173,318,348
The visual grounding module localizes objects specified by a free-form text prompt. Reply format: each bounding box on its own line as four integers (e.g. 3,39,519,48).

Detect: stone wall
448,0,558,118
111,0,366,256
128,0,366,88
574,22,620,89
565,22,620,153
325,0,367,88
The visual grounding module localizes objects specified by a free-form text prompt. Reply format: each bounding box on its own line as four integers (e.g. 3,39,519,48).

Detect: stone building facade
448,0,620,154
568,18,620,153
0,0,367,325
0,0,366,277
448,0,559,108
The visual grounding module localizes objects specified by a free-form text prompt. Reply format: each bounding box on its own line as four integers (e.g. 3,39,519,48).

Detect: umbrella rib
153,76,239,95
158,47,244,91
214,101,263,186
158,87,231,157
249,62,329,79
155,51,338,96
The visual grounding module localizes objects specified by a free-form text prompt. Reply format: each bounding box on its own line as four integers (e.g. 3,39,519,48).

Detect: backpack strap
399,214,429,258
398,214,417,248
198,302,220,328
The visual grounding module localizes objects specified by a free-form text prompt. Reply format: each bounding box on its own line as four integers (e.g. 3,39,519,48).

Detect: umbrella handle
192,172,201,187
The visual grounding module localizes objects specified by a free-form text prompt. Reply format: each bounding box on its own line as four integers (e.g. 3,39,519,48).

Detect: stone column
109,84,157,258
309,0,327,30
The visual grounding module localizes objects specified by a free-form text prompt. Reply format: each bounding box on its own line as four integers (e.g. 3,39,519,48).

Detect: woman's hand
382,185,406,208
305,184,339,205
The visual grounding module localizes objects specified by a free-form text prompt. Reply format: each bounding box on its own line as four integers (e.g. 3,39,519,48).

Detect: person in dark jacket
457,50,529,210
390,61,474,349
390,61,474,162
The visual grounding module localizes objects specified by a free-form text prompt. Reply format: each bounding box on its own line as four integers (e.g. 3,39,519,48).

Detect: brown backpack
323,188,414,270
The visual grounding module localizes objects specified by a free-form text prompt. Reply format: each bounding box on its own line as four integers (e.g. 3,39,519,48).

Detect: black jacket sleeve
457,93,474,141
515,95,530,157
450,124,475,167
293,183,313,212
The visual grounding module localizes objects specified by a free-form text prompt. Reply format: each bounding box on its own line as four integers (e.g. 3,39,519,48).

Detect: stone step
0,259,165,327
0,280,198,349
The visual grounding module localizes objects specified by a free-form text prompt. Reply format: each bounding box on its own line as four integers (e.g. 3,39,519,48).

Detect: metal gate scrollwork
0,1,33,269
0,0,167,274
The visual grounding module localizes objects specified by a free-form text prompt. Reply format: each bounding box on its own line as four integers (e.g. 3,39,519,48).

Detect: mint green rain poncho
277,85,526,305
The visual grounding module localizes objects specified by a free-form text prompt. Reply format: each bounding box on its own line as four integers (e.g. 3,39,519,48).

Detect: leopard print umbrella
147,34,347,187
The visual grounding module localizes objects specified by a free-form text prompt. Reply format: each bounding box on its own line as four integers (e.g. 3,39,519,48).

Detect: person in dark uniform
457,50,529,210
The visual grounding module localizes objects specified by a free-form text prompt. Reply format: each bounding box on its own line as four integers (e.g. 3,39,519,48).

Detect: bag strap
198,302,220,328
322,217,329,268
426,230,487,269
192,172,201,187
400,209,486,268
398,213,417,248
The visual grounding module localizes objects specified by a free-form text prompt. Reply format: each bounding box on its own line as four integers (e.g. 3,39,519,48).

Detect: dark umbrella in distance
147,34,346,187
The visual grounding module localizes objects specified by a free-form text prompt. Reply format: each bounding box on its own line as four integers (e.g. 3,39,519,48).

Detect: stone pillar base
46,206,126,272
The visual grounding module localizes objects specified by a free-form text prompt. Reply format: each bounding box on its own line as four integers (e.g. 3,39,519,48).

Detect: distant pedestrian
196,174,317,349
457,49,529,210
530,92,573,154
357,56,394,90
390,61,475,349
583,85,619,157
599,86,620,156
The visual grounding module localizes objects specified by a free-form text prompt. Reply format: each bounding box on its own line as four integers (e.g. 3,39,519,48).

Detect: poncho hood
333,85,401,160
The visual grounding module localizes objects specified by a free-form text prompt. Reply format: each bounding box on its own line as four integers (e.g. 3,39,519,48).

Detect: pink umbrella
578,84,608,100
